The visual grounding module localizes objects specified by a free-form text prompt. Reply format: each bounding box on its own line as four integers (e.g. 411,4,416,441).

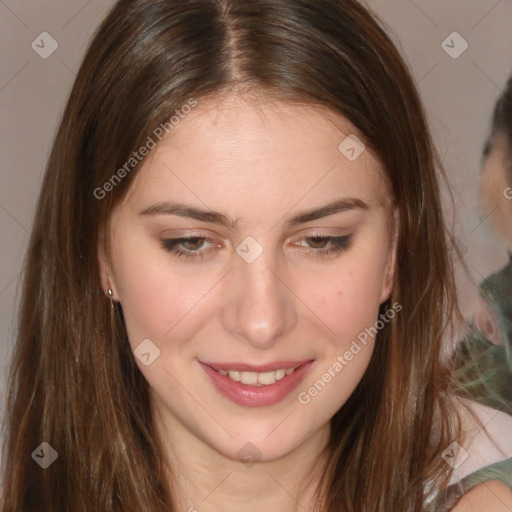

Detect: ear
97,226,119,300
379,206,399,304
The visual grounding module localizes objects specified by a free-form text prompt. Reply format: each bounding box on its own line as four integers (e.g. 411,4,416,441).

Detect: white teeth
228,370,241,381
240,371,258,385
257,371,276,385
218,367,298,386
275,369,286,381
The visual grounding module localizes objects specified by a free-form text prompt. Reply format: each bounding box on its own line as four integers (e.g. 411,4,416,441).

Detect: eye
161,234,353,261
294,235,353,257
161,236,219,259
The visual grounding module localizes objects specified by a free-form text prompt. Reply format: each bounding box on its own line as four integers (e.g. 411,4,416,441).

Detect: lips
202,360,311,373
217,367,297,386
199,359,315,407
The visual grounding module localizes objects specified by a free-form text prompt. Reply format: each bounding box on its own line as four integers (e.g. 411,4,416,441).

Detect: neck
154,408,330,512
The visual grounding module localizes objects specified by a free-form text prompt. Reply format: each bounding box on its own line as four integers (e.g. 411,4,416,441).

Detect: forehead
120,94,392,214
164,93,372,163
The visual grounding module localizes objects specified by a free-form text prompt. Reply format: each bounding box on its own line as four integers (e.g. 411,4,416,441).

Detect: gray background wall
1,0,511,421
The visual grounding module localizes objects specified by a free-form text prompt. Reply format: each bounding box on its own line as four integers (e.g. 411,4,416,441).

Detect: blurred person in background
453,74,512,412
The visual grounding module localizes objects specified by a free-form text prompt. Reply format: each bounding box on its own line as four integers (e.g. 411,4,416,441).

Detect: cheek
481,167,501,209
496,200,512,233
481,167,512,240
110,218,390,363
110,237,219,348
294,246,391,415
307,242,389,340
306,278,379,345
294,276,385,420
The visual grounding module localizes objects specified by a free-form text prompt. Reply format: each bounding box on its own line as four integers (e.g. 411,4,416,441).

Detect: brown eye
181,237,206,250
161,236,217,260
307,236,330,249
294,235,353,258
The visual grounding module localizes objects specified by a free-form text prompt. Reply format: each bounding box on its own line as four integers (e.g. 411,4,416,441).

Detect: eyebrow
139,198,369,230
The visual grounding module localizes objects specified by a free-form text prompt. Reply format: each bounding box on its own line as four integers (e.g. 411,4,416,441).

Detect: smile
217,367,299,386
198,359,315,407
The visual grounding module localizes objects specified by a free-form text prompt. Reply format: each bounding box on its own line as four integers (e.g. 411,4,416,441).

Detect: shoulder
460,399,512,444
451,480,512,511
433,399,512,510
451,398,512,484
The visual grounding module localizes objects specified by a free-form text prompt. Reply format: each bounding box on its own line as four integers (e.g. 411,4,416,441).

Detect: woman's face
480,142,512,251
100,94,398,463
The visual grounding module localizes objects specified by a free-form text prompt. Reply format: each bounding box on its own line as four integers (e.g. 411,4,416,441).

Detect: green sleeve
459,457,512,490
433,458,512,511
451,261,512,413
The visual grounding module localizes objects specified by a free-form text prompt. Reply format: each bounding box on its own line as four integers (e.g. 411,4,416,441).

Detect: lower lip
199,360,315,407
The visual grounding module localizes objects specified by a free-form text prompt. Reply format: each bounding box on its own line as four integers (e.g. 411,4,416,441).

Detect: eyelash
161,235,353,260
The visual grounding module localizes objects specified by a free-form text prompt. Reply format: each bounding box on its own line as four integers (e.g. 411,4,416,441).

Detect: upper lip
201,359,313,372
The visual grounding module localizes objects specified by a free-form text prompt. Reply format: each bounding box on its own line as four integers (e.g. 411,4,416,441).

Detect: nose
221,242,297,350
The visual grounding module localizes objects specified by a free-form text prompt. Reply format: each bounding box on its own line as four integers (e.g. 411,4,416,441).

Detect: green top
481,253,512,372
445,255,512,508
434,457,512,510
430,255,512,510
459,456,512,490
453,253,512,413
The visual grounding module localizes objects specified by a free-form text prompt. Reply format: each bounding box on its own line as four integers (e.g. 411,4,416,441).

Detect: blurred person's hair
483,74,512,185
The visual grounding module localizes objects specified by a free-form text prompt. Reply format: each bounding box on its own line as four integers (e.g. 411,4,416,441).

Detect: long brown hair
1,0,465,510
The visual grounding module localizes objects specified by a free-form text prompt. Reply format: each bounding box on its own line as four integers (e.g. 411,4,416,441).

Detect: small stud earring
108,288,114,309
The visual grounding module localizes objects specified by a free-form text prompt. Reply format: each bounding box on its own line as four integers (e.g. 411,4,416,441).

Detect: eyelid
160,229,218,238
288,228,351,241
160,230,354,261
292,233,352,247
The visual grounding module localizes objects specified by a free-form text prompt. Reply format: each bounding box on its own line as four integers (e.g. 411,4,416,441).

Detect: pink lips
203,360,313,373
199,359,315,407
